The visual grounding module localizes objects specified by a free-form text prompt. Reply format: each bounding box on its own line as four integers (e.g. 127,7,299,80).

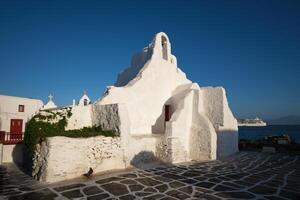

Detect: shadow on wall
217,129,239,159
130,151,169,169
151,95,176,134
151,108,165,134
151,84,193,135
12,144,32,176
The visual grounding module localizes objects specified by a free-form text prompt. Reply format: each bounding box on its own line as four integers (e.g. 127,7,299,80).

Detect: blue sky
0,0,299,119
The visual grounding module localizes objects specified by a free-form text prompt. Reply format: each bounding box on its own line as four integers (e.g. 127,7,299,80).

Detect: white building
30,32,239,182
78,91,91,106
0,95,43,163
42,94,57,110
0,95,43,133
94,32,238,162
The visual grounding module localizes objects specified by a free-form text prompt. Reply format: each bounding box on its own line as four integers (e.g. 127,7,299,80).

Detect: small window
84,99,88,106
18,105,25,112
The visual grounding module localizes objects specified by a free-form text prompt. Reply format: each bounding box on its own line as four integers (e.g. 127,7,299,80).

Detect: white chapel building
94,32,239,161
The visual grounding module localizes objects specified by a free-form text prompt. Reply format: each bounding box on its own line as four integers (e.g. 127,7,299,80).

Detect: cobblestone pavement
1,151,300,200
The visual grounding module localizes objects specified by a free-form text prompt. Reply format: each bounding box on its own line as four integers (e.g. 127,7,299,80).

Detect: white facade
0,95,43,133
66,92,92,130
78,92,91,106
66,104,93,130
0,95,43,164
95,32,239,162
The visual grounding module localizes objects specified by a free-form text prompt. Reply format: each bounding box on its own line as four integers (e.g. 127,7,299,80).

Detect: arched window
84,99,88,106
161,36,168,60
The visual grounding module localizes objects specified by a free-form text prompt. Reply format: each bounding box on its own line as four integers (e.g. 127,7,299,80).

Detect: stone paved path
1,151,300,200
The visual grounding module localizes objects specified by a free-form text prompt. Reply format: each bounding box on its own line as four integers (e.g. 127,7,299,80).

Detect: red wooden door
10,119,23,139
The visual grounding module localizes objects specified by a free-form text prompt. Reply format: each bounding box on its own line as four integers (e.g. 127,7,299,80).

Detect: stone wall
32,136,125,183
92,104,120,135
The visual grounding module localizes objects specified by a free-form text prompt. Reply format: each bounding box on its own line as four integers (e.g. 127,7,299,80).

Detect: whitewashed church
94,32,238,162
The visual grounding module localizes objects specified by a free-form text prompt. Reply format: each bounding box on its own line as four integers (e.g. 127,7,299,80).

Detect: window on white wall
18,105,24,112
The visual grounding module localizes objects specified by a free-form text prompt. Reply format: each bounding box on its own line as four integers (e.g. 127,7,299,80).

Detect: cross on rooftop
48,94,53,101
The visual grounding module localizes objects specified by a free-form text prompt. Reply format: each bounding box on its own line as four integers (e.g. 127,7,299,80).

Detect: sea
238,125,300,143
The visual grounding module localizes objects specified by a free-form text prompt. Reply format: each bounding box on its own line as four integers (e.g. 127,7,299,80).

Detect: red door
10,119,23,139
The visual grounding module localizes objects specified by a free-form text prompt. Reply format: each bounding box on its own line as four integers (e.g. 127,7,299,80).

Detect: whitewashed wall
164,84,217,162
97,33,191,135
2,144,16,163
1,143,24,164
32,136,125,183
95,32,238,163
202,87,239,158
66,105,93,130
94,104,164,167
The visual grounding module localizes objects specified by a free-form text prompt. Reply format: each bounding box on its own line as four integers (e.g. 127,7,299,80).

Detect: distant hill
267,115,300,125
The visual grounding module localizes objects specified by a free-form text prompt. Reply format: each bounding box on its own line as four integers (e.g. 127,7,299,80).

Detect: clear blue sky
0,0,299,119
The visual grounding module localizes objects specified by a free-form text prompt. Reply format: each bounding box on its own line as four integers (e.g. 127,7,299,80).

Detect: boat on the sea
238,117,267,126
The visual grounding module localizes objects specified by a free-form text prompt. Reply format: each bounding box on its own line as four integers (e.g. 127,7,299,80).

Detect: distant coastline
238,124,300,143
266,115,300,125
